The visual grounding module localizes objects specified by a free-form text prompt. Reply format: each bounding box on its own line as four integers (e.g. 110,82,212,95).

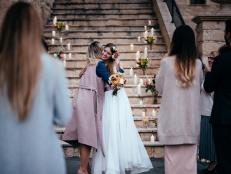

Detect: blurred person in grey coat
0,2,72,174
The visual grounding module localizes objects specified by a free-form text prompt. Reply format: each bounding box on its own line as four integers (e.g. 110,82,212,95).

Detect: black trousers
212,124,231,174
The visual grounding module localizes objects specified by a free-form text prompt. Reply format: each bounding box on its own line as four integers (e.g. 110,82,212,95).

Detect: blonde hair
0,2,42,121
79,41,102,77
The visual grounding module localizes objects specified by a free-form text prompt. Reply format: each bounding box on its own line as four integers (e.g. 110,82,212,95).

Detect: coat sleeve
156,59,167,95
204,57,221,93
96,61,110,84
53,63,72,126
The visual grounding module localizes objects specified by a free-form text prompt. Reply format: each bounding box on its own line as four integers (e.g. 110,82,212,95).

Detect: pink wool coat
63,64,105,154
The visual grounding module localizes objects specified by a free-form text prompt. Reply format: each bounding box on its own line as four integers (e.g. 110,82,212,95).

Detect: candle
148,78,151,84
67,43,71,50
53,16,57,26
60,37,63,44
139,99,143,105
63,59,66,67
139,79,143,85
144,47,148,58
68,53,72,59
142,111,145,117
52,31,56,37
134,74,138,85
137,36,141,42
129,68,134,76
136,51,140,61
144,25,147,31
150,135,155,143
51,38,55,45
65,24,69,31
150,28,154,36
137,84,141,95
148,20,152,26
143,31,148,40
63,53,67,60
152,109,157,117
130,44,134,51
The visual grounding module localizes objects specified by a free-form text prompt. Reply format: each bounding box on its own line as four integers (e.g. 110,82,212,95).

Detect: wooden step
49,51,166,60
51,9,154,16
45,24,159,30
61,140,163,158
54,4,152,10
54,0,151,4
56,126,158,142
48,43,165,53
44,29,161,37
47,18,157,26
64,58,161,69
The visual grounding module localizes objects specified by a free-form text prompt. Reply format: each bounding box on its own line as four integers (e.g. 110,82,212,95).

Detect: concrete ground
66,158,207,174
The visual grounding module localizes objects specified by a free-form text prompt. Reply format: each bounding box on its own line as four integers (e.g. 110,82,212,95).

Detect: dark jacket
204,47,231,125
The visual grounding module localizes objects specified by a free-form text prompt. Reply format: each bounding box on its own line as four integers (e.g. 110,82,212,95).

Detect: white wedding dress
91,87,153,174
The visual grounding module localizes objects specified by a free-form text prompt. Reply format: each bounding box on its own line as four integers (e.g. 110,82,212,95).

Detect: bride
91,43,153,174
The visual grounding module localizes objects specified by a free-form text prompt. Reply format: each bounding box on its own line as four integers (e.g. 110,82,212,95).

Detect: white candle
148,20,152,26
148,78,151,84
137,36,141,42
144,25,147,31
63,58,66,67
134,74,138,85
142,111,145,117
139,99,143,105
65,24,69,30
139,79,143,85
53,16,57,26
152,109,157,117
150,135,155,143
137,84,141,95
68,53,72,59
144,47,148,58
143,31,148,40
130,43,134,51
129,68,134,76
60,37,63,44
51,38,55,45
136,51,140,61
67,43,71,50
52,31,56,37
150,28,154,36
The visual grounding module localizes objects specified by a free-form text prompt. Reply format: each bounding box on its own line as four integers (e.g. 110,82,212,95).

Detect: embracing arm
96,61,110,84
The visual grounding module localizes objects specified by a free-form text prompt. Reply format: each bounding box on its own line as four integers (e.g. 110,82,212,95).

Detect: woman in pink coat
63,41,105,174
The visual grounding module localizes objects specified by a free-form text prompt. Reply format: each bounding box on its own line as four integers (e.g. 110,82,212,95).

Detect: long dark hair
0,2,42,121
104,43,117,75
169,25,197,88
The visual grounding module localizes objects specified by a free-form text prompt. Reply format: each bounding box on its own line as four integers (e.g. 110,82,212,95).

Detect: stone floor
66,157,207,174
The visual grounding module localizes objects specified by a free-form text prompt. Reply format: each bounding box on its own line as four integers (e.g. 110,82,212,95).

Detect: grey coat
0,53,72,174
156,56,203,145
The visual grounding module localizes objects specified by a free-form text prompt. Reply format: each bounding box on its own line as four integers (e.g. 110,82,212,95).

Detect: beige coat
156,56,203,145
63,64,105,154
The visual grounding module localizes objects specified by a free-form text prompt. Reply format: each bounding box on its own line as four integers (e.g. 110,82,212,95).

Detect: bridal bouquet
109,73,126,96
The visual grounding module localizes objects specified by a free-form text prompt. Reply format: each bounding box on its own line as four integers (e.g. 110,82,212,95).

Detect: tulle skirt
91,88,153,174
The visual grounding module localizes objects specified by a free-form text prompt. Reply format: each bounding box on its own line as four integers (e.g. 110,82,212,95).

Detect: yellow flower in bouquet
109,73,126,96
